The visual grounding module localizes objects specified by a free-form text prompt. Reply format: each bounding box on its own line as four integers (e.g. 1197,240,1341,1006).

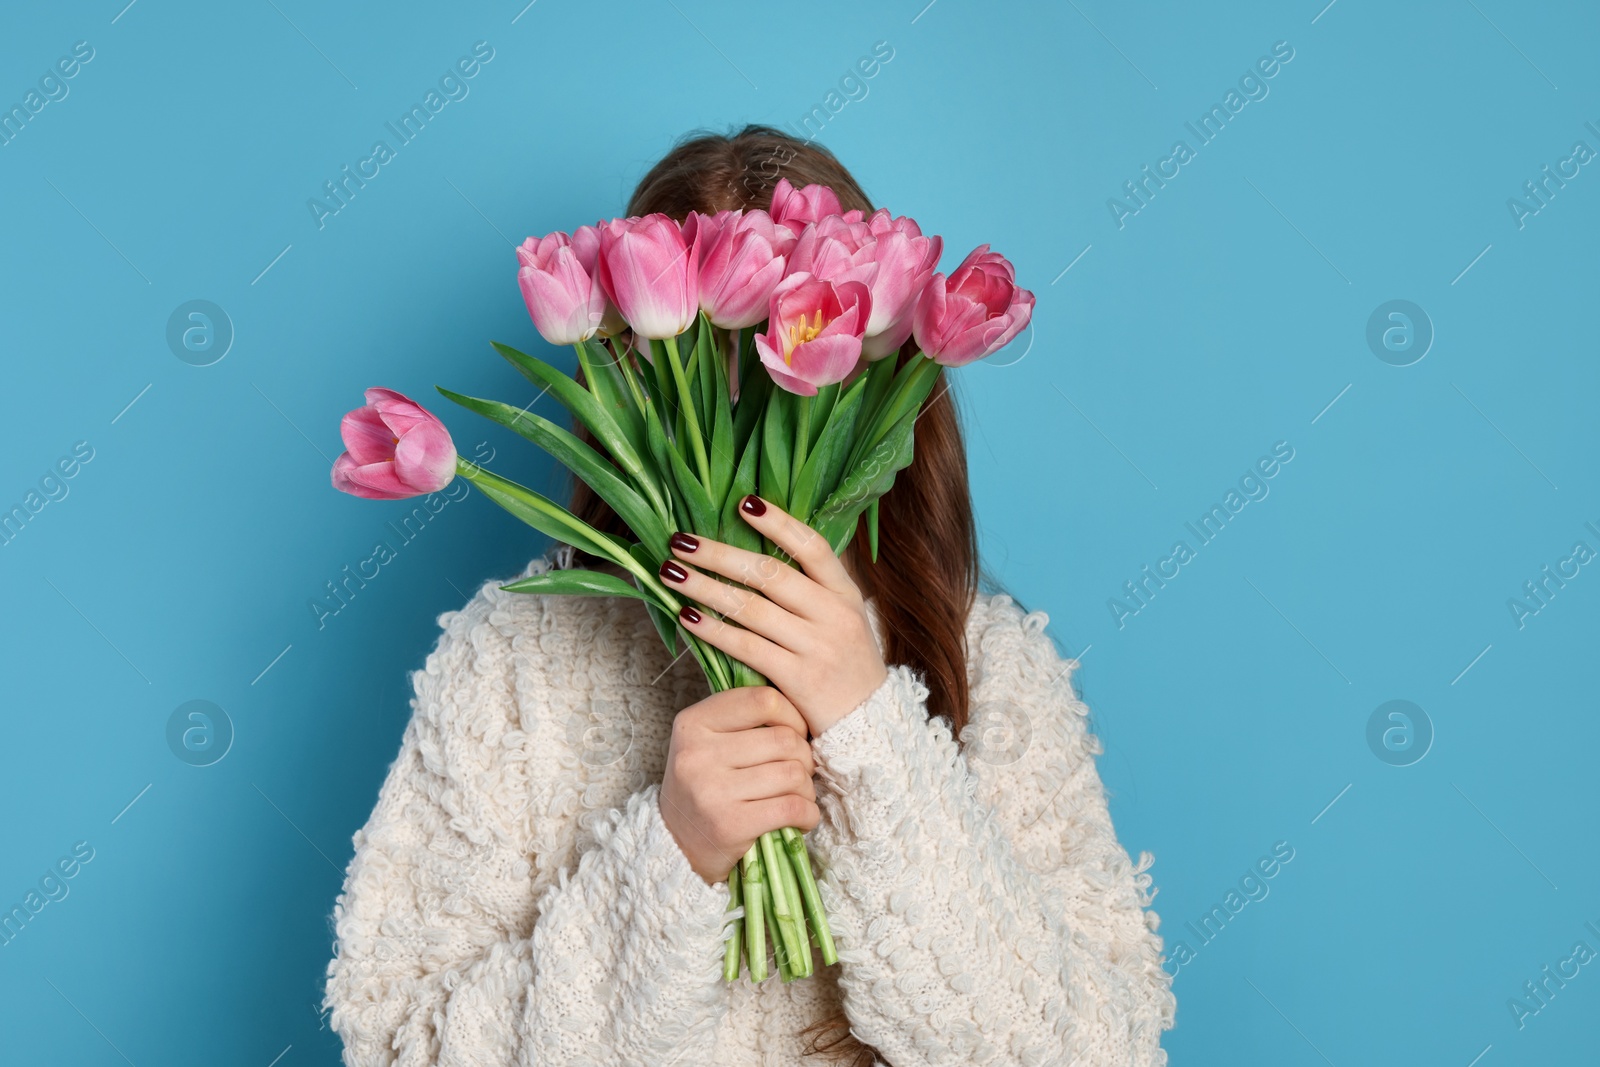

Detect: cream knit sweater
322,554,1177,1065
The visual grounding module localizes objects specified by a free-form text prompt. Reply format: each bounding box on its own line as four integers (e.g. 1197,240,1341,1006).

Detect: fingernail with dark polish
660,560,688,583
740,495,766,516
679,605,703,625
670,532,699,552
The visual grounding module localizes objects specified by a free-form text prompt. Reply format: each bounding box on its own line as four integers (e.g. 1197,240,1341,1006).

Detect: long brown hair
569,125,979,1065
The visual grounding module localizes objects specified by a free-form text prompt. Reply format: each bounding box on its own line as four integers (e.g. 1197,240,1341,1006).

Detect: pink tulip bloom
787,212,943,360
595,214,698,340
911,245,1035,366
769,178,863,229
754,272,873,396
516,230,607,345
331,388,457,500
685,208,790,329
570,224,627,337
859,210,942,359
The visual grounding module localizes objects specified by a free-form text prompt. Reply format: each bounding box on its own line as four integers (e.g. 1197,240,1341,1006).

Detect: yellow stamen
783,309,827,365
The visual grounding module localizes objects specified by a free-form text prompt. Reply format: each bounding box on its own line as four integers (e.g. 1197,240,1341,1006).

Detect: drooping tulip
754,272,873,396
331,388,457,500
911,245,1035,366
685,208,790,329
516,230,607,345
595,214,698,339
769,178,863,229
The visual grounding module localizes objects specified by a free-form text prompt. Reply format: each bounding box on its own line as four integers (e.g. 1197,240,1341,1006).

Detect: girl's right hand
658,686,820,885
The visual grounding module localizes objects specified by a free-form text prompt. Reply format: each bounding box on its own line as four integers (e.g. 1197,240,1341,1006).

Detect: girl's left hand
660,494,888,740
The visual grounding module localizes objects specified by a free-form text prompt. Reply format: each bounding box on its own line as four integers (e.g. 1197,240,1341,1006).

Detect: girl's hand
659,495,889,739
659,686,819,885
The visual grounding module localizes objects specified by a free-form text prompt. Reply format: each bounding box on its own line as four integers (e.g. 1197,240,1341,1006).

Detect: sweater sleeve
322,584,734,1067
806,601,1176,1066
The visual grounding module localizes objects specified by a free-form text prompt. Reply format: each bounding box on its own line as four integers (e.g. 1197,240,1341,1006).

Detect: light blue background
2,1,1595,1063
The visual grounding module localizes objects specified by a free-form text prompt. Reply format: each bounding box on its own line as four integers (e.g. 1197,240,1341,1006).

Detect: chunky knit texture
323,555,1177,1065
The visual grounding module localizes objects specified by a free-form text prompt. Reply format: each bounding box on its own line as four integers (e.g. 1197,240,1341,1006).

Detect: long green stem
663,335,712,490
774,834,811,977
722,864,743,982
740,844,767,982
759,829,805,975
783,826,836,965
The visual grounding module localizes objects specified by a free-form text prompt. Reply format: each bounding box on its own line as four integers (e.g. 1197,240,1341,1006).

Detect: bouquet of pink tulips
329,178,1033,984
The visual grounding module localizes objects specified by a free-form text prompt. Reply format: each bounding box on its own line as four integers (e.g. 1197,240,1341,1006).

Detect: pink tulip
595,214,698,340
685,208,790,329
786,212,943,360
769,178,863,229
331,388,457,500
754,272,873,396
570,224,627,337
859,211,942,359
516,230,607,345
911,245,1035,366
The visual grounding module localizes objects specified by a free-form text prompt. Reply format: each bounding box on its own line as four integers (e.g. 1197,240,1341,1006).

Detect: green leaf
574,339,646,459
695,314,717,441
807,381,838,455
490,342,654,493
732,350,771,453
789,375,865,522
647,338,678,431
867,499,881,562
644,404,690,532
759,388,793,512
664,424,719,536
718,431,761,552
457,461,630,566
436,387,671,560
709,329,736,508
843,354,940,476
500,569,655,601
810,404,919,553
